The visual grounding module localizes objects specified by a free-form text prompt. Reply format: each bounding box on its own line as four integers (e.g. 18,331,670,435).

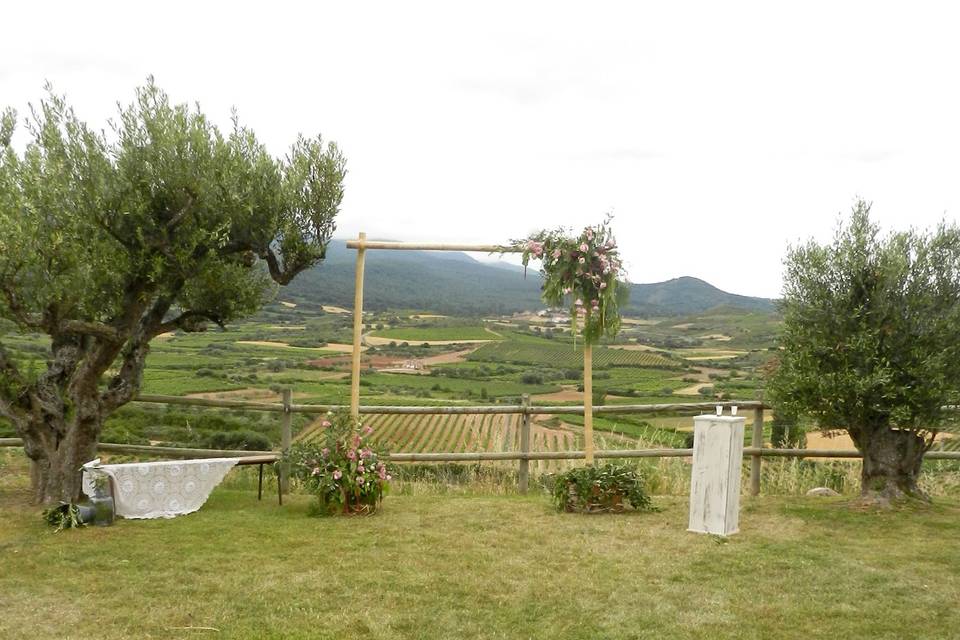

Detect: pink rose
357,464,365,474
321,447,330,457
574,298,583,306
357,476,365,485
361,448,372,459
579,243,588,252
321,420,331,428
363,425,374,435
347,449,357,461
553,249,562,259
311,467,320,476
562,287,571,295
333,470,342,480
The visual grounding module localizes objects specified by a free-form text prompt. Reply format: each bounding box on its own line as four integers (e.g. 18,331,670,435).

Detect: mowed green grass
2,461,959,639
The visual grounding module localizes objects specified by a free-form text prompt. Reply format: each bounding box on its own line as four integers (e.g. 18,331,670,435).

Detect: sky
2,1,959,298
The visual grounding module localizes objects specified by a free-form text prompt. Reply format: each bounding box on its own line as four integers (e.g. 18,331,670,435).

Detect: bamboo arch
345,233,597,463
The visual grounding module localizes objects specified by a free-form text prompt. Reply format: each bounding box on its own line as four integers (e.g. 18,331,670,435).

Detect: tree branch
150,309,224,338
164,194,194,229
0,341,26,425
99,294,178,412
0,278,37,329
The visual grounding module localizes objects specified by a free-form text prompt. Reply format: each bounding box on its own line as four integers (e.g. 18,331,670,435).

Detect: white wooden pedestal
688,414,745,536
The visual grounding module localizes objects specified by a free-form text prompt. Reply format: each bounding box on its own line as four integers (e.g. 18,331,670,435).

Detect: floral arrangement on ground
284,411,391,516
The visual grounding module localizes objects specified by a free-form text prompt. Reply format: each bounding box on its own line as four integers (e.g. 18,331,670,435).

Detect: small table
234,455,284,505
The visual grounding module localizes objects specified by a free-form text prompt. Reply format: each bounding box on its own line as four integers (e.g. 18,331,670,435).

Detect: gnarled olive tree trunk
9,315,157,506
25,411,102,505
853,427,928,504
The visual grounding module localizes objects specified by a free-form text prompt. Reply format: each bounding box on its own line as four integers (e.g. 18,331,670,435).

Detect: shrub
521,372,544,385
284,411,390,516
552,463,652,513
207,430,272,451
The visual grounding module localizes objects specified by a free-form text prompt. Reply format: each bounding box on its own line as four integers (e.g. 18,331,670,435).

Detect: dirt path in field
674,382,710,396
531,386,583,402
421,348,479,366
670,366,726,396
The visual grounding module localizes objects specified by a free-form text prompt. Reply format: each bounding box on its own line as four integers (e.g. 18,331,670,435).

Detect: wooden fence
2,394,958,495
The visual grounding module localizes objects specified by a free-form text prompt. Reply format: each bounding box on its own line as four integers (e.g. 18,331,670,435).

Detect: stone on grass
806,487,840,497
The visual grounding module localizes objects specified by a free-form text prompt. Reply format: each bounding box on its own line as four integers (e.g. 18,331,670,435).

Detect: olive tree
0,81,346,504
769,201,960,503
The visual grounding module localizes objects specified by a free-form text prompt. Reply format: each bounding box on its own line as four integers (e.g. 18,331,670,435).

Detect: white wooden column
688,414,745,536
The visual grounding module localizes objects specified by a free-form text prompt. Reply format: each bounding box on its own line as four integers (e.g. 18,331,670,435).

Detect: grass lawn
2,462,959,639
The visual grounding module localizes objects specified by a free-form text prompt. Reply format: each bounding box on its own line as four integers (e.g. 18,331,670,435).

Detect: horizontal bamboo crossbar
345,240,521,252
95,442,275,458
135,394,287,412
130,395,770,415
3,439,960,462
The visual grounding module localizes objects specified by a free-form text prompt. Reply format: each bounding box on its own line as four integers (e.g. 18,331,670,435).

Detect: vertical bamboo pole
583,343,594,464
350,232,367,419
518,394,531,493
280,387,293,495
750,406,764,496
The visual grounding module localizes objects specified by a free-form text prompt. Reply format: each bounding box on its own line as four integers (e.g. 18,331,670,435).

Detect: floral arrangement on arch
284,411,391,516
511,216,627,344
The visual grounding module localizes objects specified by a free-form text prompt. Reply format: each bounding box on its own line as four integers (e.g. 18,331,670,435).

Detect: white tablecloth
82,458,238,519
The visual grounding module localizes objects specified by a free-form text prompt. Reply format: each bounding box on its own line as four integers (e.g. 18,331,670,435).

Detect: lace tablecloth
82,458,238,519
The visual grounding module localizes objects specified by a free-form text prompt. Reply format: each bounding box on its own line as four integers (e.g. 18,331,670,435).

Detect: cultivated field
297,413,577,473
467,341,675,368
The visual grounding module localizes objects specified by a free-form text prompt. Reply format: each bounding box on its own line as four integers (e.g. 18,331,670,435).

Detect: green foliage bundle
284,411,390,516
42,503,85,532
552,462,652,513
511,217,628,345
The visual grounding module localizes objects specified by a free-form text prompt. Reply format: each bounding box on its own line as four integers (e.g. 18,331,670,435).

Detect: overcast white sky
3,1,959,298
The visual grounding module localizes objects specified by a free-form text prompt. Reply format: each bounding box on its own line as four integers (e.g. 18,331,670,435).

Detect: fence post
518,394,531,493
750,406,764,496
280,387,293,495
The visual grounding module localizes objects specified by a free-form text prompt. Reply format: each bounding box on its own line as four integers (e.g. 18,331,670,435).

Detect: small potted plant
284,411,391,516
552,462,653,514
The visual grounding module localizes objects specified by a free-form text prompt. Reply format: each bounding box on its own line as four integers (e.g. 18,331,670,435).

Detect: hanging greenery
510,216,627,345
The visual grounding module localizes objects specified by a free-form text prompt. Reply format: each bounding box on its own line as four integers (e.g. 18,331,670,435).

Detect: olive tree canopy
0,80,346,503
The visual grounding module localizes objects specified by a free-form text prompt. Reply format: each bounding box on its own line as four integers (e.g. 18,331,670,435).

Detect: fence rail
3,394,958,494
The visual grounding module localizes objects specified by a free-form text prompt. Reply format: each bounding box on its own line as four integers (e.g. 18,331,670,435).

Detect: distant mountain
628,277,773,315
278,240,774,316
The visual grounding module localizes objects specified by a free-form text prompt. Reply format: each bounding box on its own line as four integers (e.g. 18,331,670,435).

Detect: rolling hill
278,239,774,316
